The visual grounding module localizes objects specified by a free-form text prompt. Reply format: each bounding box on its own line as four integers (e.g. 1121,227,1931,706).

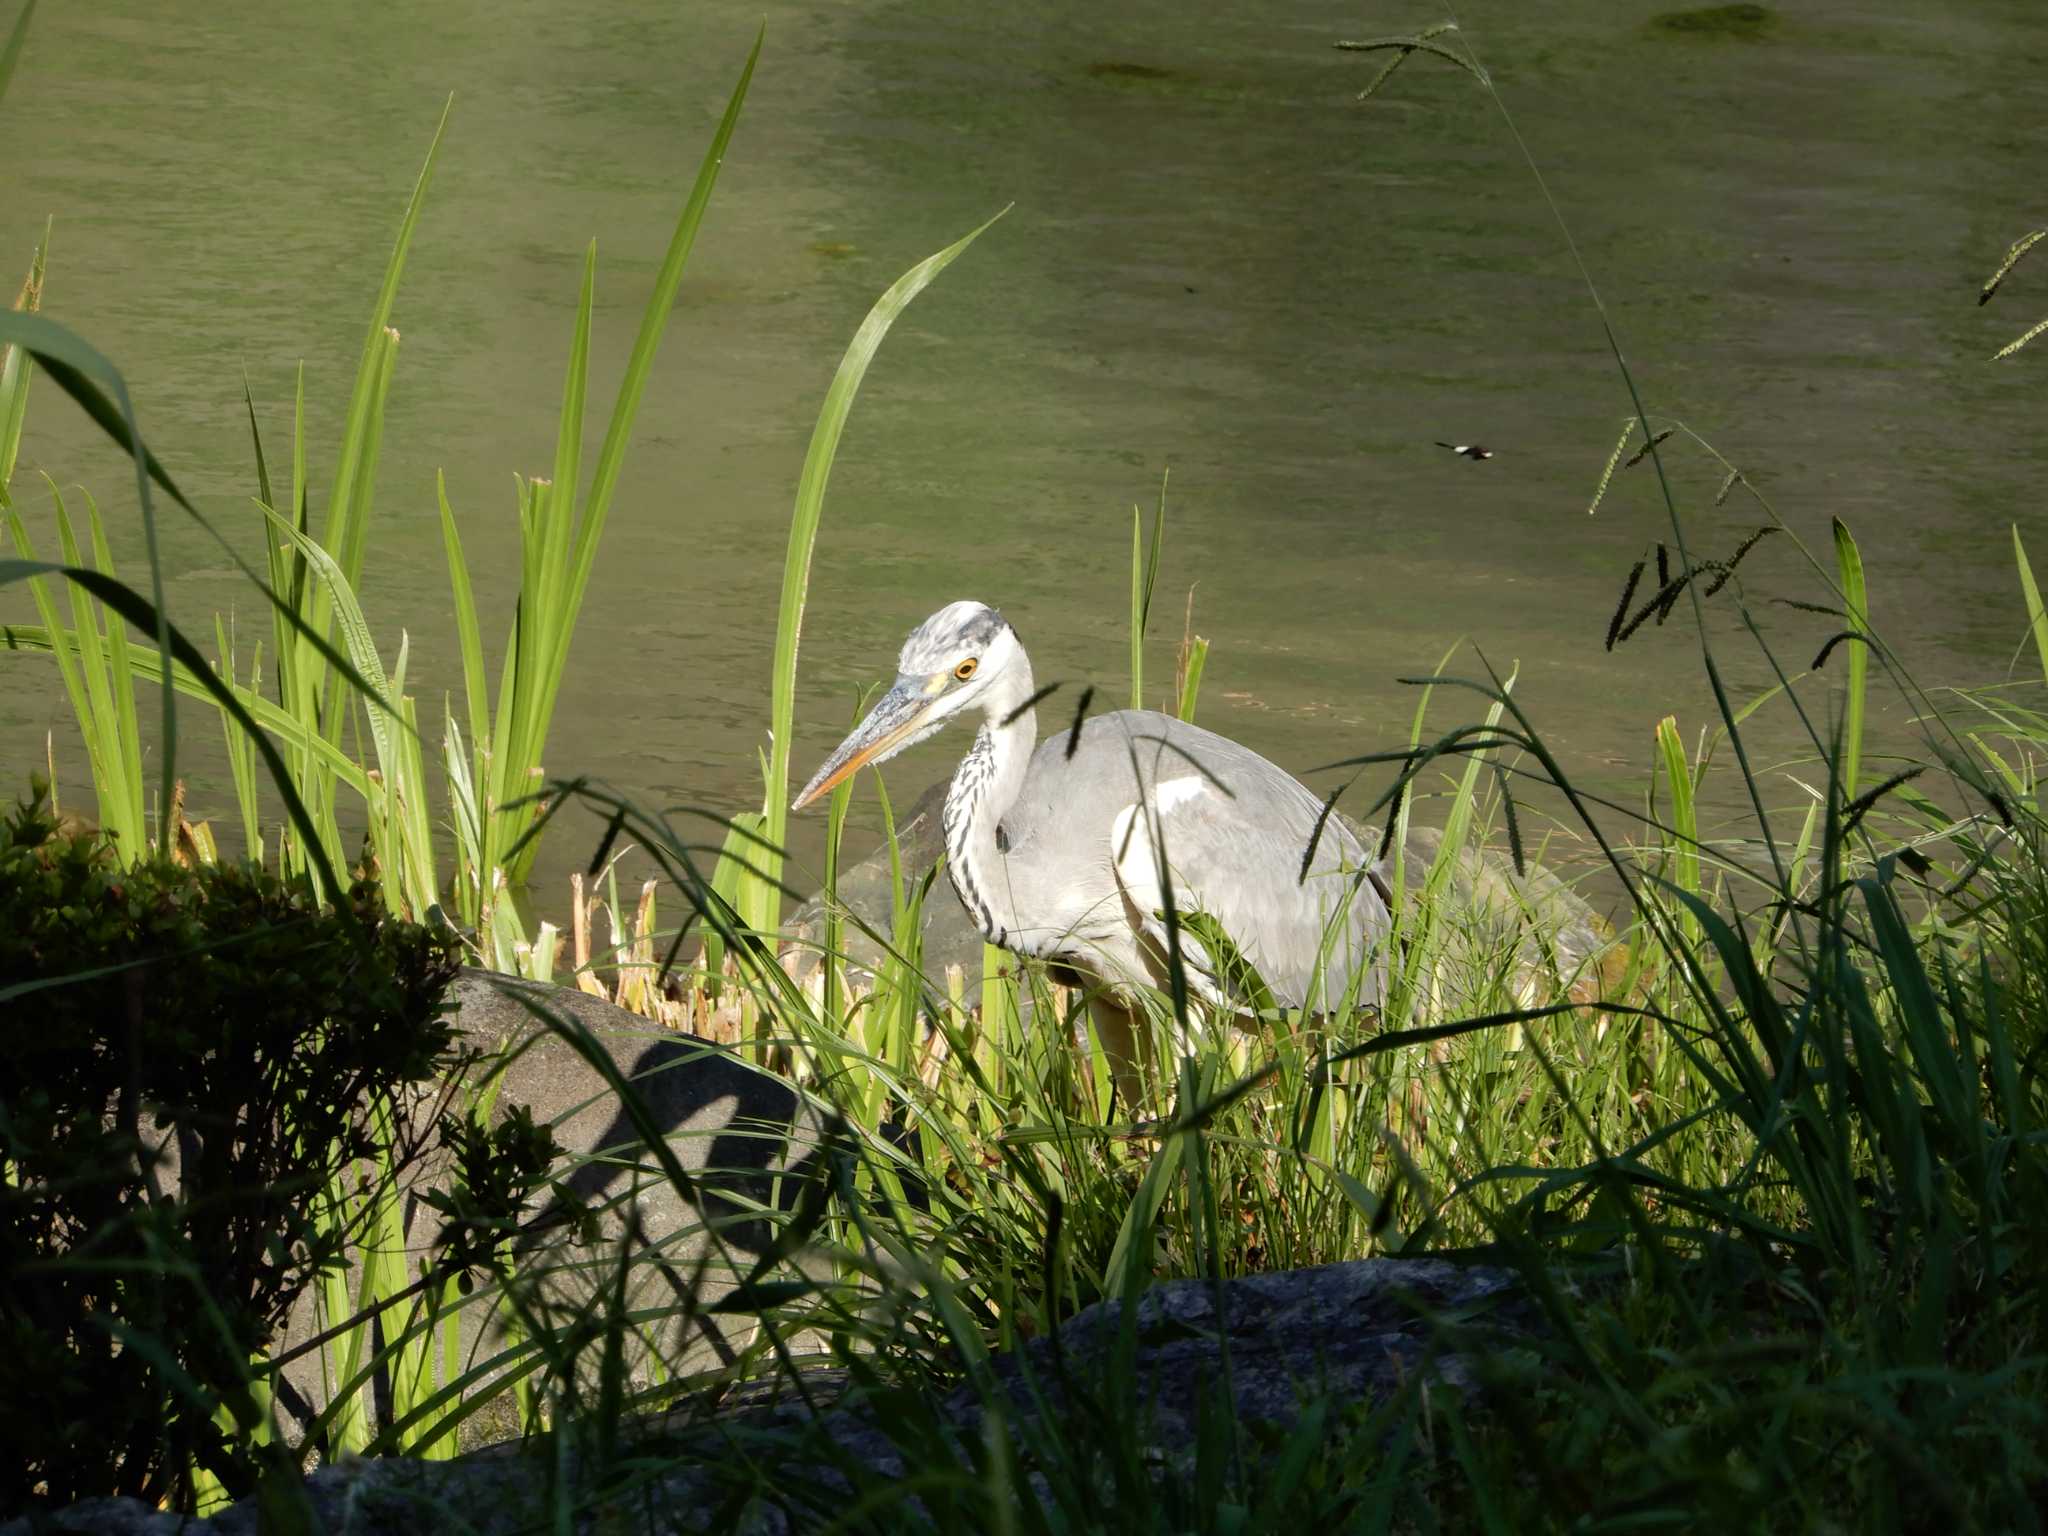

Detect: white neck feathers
941,649,1037,950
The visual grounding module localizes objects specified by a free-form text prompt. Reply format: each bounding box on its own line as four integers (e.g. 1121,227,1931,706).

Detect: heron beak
792,680,941,811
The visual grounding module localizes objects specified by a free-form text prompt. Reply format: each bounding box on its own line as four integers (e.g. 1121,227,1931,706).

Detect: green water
5,1,2045,899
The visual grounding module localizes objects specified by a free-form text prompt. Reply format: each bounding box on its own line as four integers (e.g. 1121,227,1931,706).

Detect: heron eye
954,658,979,681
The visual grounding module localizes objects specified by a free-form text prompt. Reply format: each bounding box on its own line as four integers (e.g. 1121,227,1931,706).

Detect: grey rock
991,1253,1527,1438
783,780,965,987
11,1258,1527,1535
0,1500,200,1536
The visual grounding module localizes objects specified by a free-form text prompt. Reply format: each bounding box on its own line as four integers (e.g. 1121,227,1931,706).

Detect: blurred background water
4,1,2044,902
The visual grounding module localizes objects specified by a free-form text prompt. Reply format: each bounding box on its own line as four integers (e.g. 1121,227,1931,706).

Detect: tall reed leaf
260,503,437,911
761,206,1009,908
0,221,47,501
0,558,345,901
1177,635,1209,723
1654,714,1700,944
306,325,400,784
248,99,446,886
1833,517,1870,798
4,490,144,853
2014,524,2048,686
0,309,185,826
1129,473,1166,711
212,616,262,862
315,101,448,563
436,472,489,763
79,490,144,852
262,507,399,773
1,618,370,794
0,0,34,114
6,312,383,860
496,34,760,884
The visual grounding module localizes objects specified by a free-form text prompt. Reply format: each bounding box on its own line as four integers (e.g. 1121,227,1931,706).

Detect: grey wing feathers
1056,712,1391,1009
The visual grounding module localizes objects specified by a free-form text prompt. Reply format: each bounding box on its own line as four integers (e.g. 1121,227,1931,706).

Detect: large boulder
263,971,831,1454
16,1257,1530,1535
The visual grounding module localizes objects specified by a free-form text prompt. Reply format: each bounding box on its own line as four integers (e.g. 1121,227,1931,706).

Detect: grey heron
792,601,1393,1085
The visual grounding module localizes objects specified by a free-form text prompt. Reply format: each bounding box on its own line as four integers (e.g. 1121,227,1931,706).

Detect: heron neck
942,660,1036,950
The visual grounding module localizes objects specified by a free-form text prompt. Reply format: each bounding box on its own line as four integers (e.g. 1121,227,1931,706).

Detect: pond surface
5,1,2046,905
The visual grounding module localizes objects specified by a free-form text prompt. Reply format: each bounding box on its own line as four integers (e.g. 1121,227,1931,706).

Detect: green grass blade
270,363,309,724
1104,1130,1182,1300
1860,876,1966,1136
288,361,307,634
482,596,523,894
563,31,760,666
1436,667,1512,877
214,614,263,861
1833,516,1869,799
0,220,47,500
1380,641,1461,1000
1654,714,1698,889
1127,478,1168,711
260,501,404,763
49,482,141,852
300,94,440,767
2014,523,2048,686
83,489,145,838
0,0,36,114
241,371,273,512
1129,505,1144,709
318,100,448,559
704,810,768,983
331,326,400,658
441,712,486,926
1138,479,1171,712
6,496,112,838
391,649,437,913
545,241,594,600
242,371,296,684
1,508,94,790
498,38,761,884
3,620,371,796
259,492,421,905
0,557,347,901
1176,634,1208,723
1655,714,1700,944
763,205,1010,904
436,471,490,767
495,238,593,875
0,308,187,824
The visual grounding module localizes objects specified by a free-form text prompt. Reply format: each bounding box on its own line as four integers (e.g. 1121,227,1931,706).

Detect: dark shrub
0,781,461,1515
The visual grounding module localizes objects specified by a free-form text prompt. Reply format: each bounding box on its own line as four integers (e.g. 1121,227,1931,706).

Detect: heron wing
1080,713,1390,1010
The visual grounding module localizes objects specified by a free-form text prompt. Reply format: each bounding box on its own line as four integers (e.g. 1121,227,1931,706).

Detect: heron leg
1083,989,1155,1119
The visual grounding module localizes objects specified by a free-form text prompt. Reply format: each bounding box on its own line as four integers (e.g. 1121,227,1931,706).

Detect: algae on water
1650,4,1778,40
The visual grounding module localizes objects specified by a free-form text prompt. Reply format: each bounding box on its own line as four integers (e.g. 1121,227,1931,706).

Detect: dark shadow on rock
511,1031,821,1262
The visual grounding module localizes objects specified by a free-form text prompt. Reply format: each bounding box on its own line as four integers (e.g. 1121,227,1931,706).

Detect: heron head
792,600,1020,811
